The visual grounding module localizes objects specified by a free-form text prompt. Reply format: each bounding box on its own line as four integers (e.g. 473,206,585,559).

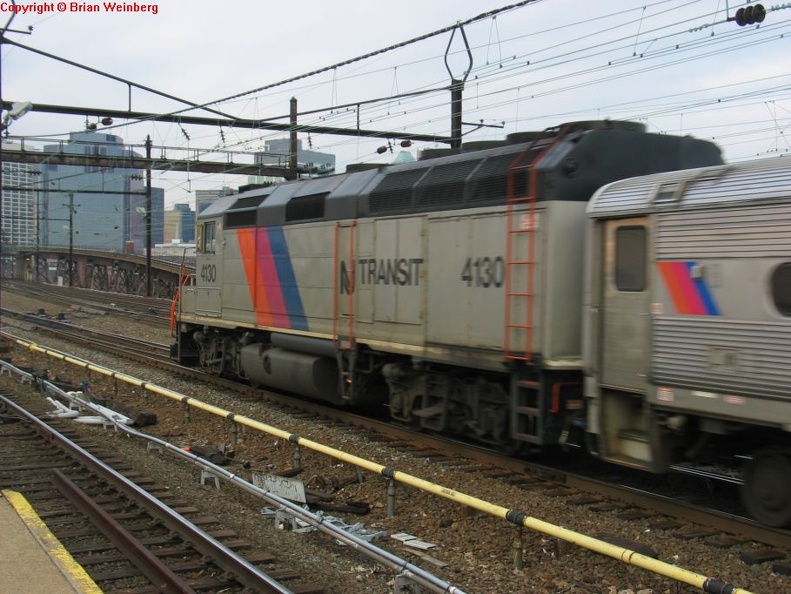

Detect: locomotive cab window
771,263,791,316
615,226,646,292
199,221,217,254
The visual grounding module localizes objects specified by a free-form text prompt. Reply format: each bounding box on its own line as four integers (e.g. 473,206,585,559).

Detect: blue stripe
685,261,721,316
267,227,309,331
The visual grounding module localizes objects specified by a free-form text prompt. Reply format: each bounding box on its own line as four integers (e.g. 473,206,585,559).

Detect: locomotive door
194,218,223,317
599,218,650,392
333,221,357,350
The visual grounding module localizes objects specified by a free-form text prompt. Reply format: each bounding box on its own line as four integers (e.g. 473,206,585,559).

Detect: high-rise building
195,186,235,217
249,139,335,186
257,138,335,174
38,129,164,253
164,203,195,243
1,140,41,248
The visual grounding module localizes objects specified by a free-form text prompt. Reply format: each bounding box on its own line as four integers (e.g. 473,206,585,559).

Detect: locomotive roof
198,120,723,227
588,156,791,218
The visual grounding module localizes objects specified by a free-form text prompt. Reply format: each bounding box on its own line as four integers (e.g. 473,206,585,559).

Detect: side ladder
504,124,571,443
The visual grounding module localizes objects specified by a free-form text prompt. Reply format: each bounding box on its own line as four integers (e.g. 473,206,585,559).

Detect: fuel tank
240,344,341,404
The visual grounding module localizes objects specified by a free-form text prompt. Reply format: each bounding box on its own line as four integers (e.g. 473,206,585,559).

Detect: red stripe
257,229,290,327
656,261,705,315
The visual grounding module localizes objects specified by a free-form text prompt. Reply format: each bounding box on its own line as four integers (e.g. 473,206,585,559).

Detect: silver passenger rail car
586,157,791,527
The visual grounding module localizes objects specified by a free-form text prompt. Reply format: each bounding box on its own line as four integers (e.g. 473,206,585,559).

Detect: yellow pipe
6,334,753,594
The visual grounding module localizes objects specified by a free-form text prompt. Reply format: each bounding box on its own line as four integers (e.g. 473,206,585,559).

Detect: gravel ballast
1,290,787,594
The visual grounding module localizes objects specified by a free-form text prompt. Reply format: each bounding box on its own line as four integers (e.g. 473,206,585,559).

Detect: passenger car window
615,226,646,292
771,263,791,316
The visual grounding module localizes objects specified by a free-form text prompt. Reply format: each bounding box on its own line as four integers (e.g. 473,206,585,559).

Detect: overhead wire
197,0,545,110
5,0,790,193
226,3,789,158
208,0,703,137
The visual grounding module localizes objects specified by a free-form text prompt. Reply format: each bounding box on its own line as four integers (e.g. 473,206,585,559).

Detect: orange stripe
656,261,705,314
237,229,271,325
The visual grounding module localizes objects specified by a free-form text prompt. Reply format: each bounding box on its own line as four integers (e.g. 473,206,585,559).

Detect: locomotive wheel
740,450,791,527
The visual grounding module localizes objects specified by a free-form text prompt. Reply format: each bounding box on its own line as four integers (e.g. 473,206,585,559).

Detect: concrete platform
0,490,101,594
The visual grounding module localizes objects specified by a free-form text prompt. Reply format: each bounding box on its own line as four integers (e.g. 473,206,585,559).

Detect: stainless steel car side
585,158,791,526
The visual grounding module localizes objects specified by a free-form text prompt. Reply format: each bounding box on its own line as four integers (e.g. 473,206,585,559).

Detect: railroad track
2,293,790,592
0,308,172,360
289,410,791,552
4,316,790,556
0,392,324,593
2,281,171,326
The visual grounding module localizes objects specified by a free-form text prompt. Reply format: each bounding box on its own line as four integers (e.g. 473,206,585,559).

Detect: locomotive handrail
170,262,193,338
5,332,753,594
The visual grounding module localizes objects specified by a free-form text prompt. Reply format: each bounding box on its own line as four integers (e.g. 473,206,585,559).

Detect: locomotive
171,120,791,527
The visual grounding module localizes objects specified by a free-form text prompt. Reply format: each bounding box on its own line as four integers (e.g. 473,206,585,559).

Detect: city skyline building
257,138,336,175
164,202,196,244
3,134,336,262
36,129,165,254
1,140,40,249
195,186,236,217
248,138,336,186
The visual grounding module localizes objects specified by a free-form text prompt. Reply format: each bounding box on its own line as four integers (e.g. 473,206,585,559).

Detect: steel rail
51,469,196,594
2,358,467,594
2,323,787,550
2,340,755,594
0,395,295,594
0,309,171,359
4,326,784,593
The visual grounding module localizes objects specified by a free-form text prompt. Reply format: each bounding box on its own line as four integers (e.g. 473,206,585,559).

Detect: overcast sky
2,0,790,208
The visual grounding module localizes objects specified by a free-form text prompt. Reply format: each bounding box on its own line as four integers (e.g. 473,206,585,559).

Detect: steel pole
68,192,73,287
145,135,152,297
